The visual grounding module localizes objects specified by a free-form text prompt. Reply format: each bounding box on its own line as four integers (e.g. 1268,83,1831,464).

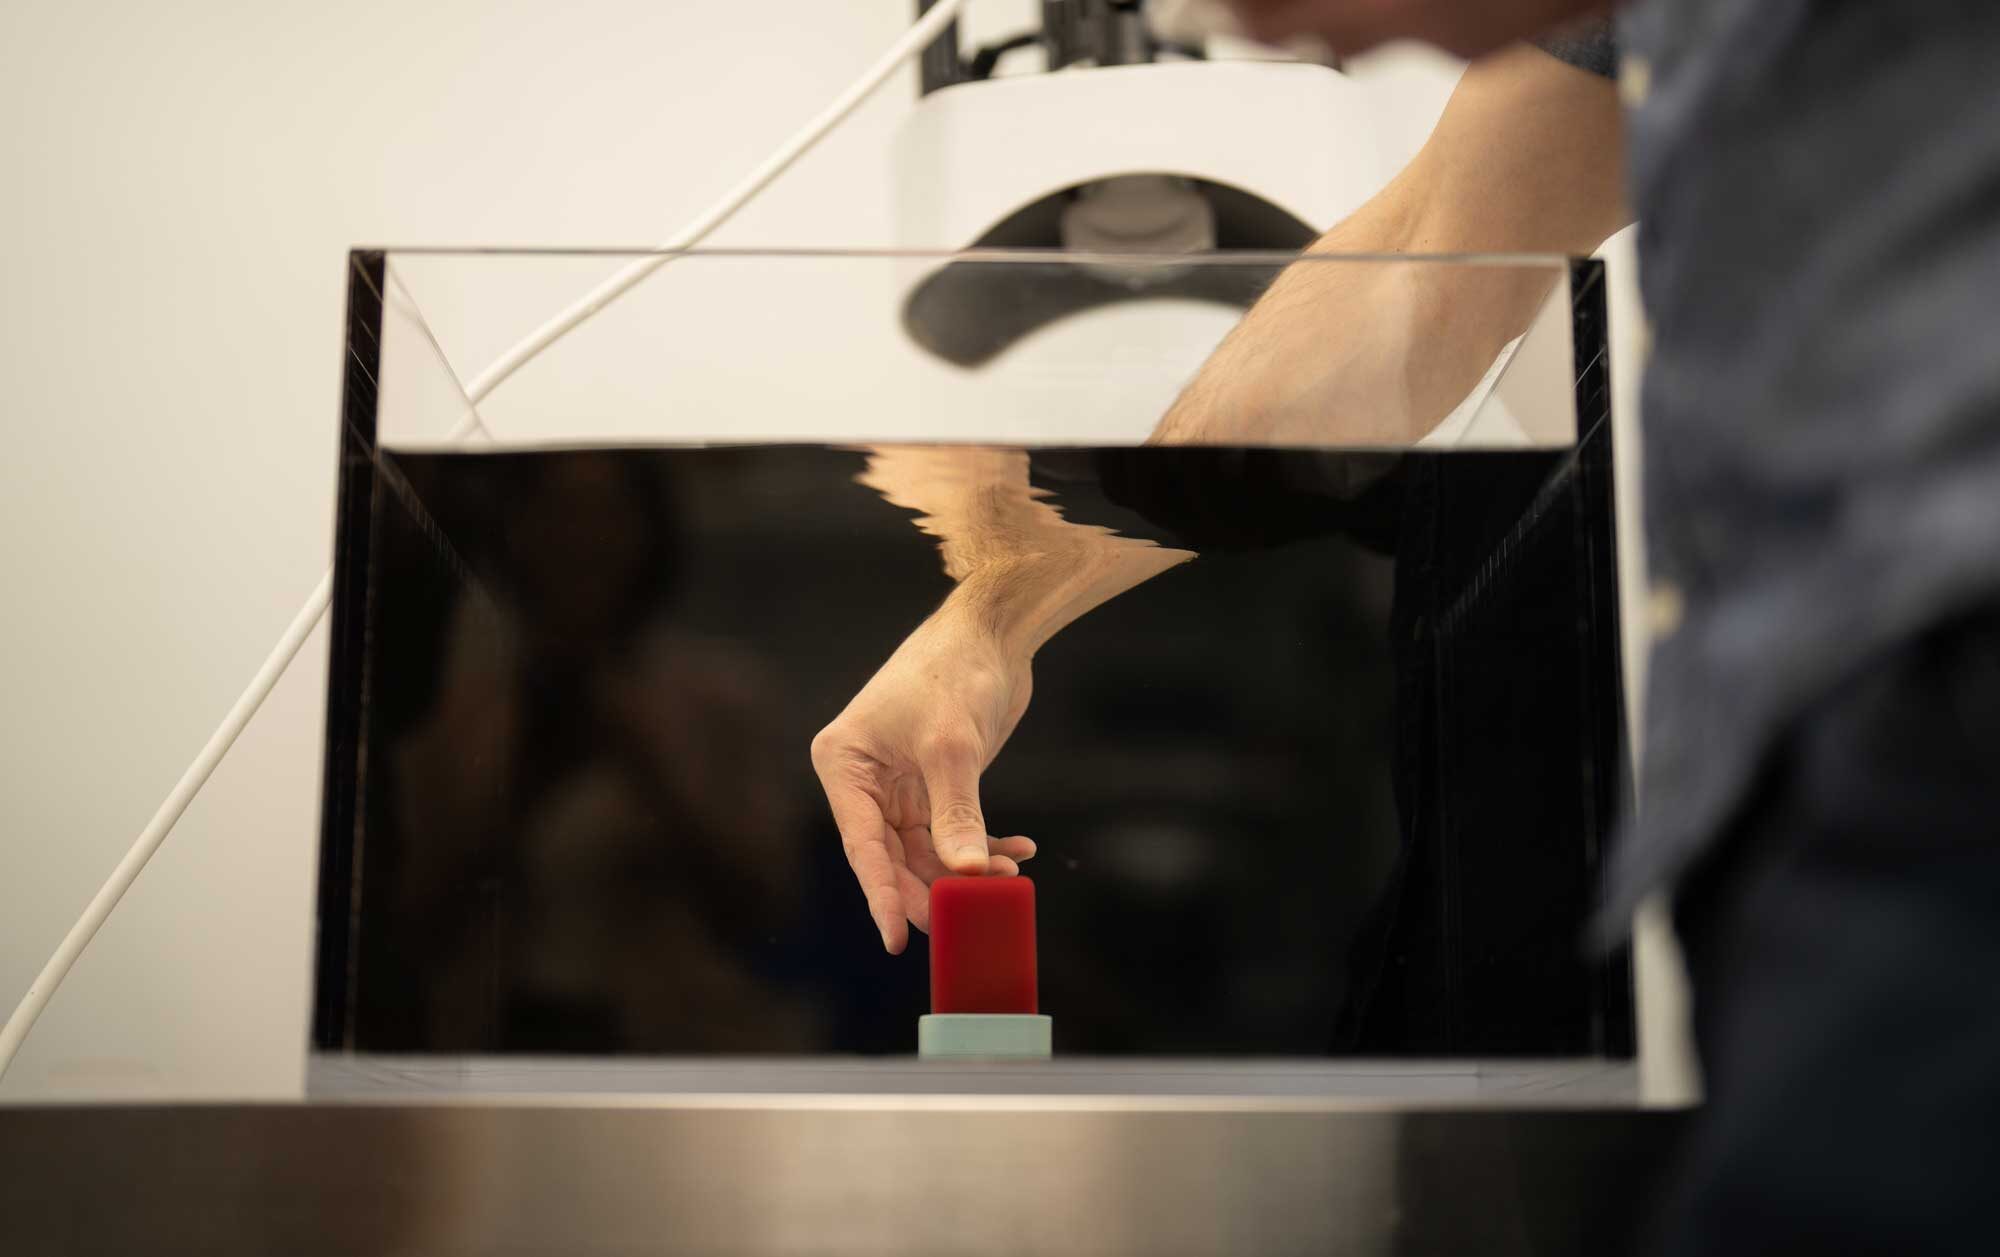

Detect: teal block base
917,1014,1053,1060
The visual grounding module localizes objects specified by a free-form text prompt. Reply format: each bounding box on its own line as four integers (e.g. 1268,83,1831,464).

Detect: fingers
896,864,933,935
894,830,1030,933
920,737,992,876
816,719,1037,952
818,772,910,954
901,856,1018,934
903,830,1036,881
992,835,1037,863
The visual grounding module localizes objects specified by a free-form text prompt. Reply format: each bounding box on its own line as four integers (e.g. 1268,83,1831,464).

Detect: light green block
917,1014,1053,1060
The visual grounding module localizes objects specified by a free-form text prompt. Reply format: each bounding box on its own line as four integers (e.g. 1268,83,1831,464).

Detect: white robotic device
888,0,1556,443
893,2,1385,356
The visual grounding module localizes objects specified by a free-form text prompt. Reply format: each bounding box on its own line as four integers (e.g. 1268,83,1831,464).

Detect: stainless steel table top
307,1053,1643,1105
4,1057,1682,1257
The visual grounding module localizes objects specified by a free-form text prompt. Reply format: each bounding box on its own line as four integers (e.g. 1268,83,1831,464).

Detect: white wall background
0,0,1681,1102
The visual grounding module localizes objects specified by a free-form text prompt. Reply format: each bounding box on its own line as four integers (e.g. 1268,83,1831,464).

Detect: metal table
3,1057,1686,1256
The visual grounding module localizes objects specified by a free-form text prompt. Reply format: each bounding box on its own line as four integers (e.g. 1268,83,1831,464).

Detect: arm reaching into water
811,447,1194,953
1156,40,1626,445
816,43,1627,951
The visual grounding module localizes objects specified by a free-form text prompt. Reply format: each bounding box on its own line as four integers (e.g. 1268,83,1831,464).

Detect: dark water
320,442,1631,1057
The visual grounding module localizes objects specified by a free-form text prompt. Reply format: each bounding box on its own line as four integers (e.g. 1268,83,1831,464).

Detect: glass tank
316,247,1630,1074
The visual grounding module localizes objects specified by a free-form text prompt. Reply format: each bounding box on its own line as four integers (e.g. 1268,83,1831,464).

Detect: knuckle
920,727,977,766
810,724,854,773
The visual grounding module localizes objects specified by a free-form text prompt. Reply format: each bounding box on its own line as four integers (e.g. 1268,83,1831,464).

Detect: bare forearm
1154,42,1627,446
1394,41,1627,253
860,447,1193,659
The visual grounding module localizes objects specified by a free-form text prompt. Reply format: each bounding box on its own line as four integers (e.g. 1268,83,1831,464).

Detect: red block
929,876,1039,1015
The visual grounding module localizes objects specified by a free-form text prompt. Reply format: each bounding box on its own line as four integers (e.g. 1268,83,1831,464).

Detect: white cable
0,573,335,1079
0,0,971,1085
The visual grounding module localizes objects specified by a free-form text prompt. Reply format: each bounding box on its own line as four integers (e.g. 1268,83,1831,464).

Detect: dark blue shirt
1597,0,2000,924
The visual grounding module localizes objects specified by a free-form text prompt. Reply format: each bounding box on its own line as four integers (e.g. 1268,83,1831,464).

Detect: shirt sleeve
1531,16,1618,79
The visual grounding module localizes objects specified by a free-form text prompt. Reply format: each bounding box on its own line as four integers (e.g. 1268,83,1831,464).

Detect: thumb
921,737,991,875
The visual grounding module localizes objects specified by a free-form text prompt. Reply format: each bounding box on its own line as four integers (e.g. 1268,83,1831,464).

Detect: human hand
811,603,1038,954
1221,0,1602,60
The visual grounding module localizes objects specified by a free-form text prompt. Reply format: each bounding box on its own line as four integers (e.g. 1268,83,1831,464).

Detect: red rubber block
929,876,1038,1015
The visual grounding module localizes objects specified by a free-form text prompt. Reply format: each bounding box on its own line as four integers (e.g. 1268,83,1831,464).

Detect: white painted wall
0,0,1682,1101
